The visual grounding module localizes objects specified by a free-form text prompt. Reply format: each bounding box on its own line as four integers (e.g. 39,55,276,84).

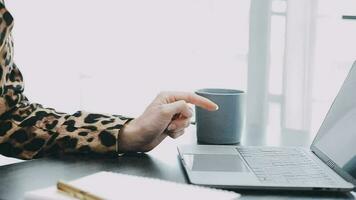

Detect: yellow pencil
57,180,104,200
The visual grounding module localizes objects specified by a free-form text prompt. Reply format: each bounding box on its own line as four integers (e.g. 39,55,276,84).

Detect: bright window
7,0,250,117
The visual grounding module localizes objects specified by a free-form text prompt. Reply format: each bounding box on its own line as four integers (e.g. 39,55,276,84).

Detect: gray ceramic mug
195,88,246,144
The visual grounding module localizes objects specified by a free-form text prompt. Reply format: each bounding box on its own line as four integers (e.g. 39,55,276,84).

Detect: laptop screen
312,62,356,183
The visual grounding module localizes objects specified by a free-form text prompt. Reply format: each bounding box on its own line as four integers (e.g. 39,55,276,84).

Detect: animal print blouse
0,1,131,159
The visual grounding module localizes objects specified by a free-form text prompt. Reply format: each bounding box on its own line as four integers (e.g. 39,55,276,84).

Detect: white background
6,0,250,117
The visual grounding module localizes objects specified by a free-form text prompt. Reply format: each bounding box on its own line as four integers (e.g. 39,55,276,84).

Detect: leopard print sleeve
0,2,132,159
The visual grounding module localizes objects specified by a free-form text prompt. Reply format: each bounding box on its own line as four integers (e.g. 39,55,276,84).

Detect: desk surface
0,126,354,200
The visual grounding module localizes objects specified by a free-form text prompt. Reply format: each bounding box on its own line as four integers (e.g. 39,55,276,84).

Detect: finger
171,106,193,120
167,130,185,139
167,118,191,132
165,92,218,111
162,100,193,118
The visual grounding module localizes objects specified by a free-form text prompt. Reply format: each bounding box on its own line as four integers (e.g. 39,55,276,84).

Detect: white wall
6,0,250,117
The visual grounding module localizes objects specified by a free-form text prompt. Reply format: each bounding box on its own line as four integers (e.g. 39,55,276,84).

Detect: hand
117,91,218,152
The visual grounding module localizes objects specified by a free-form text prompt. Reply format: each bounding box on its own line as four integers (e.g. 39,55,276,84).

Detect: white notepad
25,171,240,200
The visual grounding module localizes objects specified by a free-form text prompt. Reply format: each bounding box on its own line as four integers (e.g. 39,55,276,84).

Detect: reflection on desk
0,126,354,200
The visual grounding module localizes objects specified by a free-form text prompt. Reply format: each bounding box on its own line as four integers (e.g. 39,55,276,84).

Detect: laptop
178,62,356,192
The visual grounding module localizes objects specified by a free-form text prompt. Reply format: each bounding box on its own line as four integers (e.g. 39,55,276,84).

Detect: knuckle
178,100,188,109
159,106,171,117
187,93,195,103
185,105,192,115
176,99,184,105
158,91,169,98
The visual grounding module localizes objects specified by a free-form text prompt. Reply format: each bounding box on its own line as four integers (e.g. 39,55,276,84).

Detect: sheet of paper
0,155,24,166
25,171,240,200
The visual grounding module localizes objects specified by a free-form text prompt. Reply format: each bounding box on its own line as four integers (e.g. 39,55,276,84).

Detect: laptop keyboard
237,147,337,186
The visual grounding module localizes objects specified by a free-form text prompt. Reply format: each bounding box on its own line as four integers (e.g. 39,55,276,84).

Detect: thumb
162,100,193,118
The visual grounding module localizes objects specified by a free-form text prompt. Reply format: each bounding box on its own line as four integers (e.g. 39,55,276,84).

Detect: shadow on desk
233,189,354,200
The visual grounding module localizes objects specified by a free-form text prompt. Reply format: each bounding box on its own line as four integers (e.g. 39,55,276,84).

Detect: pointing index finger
168,92,219,111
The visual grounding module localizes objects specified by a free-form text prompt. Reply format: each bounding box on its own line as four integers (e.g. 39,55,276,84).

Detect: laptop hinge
325,159,337,169
312,148,356,187
311,150,336,169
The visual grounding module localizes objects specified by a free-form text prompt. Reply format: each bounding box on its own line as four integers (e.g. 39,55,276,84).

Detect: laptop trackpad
183,154,251,172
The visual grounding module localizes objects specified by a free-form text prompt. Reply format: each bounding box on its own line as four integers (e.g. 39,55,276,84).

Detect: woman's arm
0,3,218,160
1,102,131,159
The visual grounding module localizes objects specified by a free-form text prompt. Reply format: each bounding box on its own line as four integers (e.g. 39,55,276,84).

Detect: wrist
117,119,143,153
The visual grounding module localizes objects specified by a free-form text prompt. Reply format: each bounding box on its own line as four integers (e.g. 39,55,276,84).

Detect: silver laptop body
178,62,356,191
